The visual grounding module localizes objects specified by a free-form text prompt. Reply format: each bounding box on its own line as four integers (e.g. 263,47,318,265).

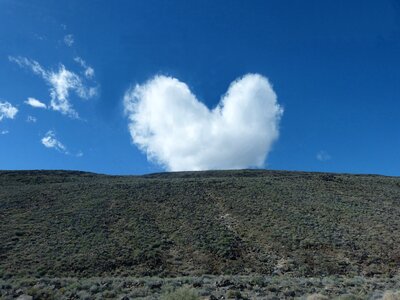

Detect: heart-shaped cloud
124,74,283,171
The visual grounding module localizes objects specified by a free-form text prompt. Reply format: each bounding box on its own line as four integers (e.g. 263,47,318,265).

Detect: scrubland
1,169,399,299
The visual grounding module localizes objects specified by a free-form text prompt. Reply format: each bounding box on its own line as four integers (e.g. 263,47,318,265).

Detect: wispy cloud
41,131,68,154
41,130,83,156
9,56,97,118
26,116,37,123
317,150,332,162
0,101,18,121
74,57,95,79
63,34,74,47
0,130,9,135
47,65,96,118
25,97,47,109
124,74,283,171
9,56,46,77
34,34,46,41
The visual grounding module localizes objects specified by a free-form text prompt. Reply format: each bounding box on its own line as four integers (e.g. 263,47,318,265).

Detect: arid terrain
1,169,400,299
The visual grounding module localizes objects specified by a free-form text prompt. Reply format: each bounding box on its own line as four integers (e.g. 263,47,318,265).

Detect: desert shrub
226,289,246,299
89,284,99,293
306,294,329,300
249,275,265,287
382,290,400,300
161,286,200,300
77,290,91,300
26,286,41,298
146,278,163,290
128,287,152,299
102,290,117,298
335,294,362,300
127,287,151,298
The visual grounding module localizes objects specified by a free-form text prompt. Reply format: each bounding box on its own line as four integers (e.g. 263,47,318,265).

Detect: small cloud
61,24,67,30
25,97,47,109
63,34,74,47
85,67,94,79
76,151,83,157
9,56,97,118
74,57,95,79
317,150,332,162
26,116,37,123
0,101,18,121
34,34,45,41
0,130,9,135
41,131,68,154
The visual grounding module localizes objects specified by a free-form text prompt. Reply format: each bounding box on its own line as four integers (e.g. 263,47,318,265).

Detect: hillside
1,169,400,299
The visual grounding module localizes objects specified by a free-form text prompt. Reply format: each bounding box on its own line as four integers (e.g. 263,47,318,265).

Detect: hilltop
1,169,400,299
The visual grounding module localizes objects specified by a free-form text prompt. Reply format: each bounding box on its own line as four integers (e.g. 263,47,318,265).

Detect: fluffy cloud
9,56,97,118
63,34,74,47
41,131,68,154
74,57,95,79
124,74,283,171
0,101,18,121
25,97,47,109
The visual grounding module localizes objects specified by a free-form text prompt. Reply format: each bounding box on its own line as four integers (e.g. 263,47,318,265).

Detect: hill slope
1,169,400,279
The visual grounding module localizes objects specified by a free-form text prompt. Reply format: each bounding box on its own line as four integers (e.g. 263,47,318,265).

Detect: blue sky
0,0,399,176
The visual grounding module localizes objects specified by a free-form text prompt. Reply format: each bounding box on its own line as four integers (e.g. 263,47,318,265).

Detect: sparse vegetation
382,290,400,300
160,286,199,300
1,169,400,299
1,275,400,299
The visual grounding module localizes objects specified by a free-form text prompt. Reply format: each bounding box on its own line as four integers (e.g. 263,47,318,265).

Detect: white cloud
317,150,332,162
0,101,18,121
9,56,47,77
74,57,95,79
124,74,283,171
64,34,74,47
41,131,68,154
9,56,97,118
25,97,47,109
26,116,37,123
0,130,9,135
47,65,92,118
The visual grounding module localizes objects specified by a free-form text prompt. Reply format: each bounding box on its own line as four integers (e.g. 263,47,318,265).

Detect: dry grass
382,290,400,300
